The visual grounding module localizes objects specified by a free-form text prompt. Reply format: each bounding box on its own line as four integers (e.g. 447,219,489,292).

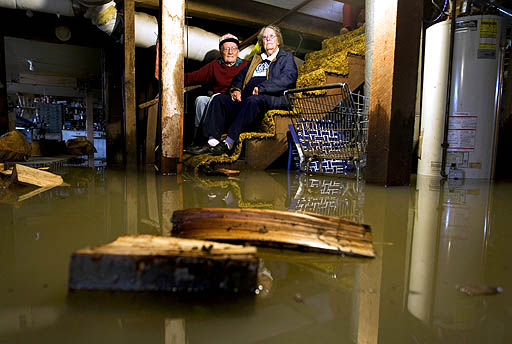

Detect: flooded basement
0,166,510,343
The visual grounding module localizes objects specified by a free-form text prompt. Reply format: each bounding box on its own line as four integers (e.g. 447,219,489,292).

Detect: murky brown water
1,166,510,343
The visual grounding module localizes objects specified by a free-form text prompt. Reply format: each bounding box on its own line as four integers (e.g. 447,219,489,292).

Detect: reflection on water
0,167,510,343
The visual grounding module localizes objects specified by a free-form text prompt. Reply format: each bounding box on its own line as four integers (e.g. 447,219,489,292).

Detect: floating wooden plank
12,163,63,188
205,168,240,177
172,208,375,257
68,235,259,293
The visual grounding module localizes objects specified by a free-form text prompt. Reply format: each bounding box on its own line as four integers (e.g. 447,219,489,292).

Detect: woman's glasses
222,47,239,52
262,33,276,41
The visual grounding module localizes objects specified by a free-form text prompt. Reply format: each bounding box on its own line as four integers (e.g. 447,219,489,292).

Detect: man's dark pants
202,93,273,142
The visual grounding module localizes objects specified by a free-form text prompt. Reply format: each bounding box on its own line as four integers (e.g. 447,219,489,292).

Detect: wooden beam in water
68,235,259,293
172,208,375,258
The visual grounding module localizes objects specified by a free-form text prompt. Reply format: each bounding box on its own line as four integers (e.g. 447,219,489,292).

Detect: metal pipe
0,0,254,60
364,0,375,97
490,40,510,179
440,1,457,178
473,0,512,17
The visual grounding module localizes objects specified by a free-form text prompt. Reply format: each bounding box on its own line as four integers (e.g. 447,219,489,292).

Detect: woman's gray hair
257,25,284,48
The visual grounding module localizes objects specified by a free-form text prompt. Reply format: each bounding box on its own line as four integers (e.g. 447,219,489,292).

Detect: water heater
418,15,504,179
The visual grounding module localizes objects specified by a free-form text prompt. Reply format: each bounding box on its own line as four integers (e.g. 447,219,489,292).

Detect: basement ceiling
139,0,364,38
136,0,365,57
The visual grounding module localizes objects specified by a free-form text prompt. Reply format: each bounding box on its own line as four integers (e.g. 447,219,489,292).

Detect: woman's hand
252,87,259,95
231,90,242,102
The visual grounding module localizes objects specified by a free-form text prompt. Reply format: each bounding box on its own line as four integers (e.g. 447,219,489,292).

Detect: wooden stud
124,0,137,165
366,0,423,186
86,92,95,168
160,0,185,174
0,34,8,134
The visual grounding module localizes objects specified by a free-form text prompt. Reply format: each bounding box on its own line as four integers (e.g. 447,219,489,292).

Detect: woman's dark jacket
230,48,298,108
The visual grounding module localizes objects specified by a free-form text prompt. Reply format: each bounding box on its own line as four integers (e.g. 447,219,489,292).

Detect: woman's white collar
261,48,279,61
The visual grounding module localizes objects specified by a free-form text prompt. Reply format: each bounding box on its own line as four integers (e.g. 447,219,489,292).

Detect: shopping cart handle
284,83,348,95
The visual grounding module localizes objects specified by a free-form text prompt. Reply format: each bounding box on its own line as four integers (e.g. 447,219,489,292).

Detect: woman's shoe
210,142,231,156
186,144,212,155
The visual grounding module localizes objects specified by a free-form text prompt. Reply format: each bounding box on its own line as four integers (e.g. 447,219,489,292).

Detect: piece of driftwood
68,235,260,294
11,163,63,188
0,163,65,203
205,168,241,177
172,208,375,257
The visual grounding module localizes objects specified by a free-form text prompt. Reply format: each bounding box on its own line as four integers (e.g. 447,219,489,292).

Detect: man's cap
219,33,239,48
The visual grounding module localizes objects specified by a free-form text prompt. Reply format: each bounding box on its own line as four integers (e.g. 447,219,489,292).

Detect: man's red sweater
185,58,248,94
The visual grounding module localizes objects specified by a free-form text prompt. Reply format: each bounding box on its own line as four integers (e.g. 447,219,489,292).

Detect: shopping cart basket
285,83,369,178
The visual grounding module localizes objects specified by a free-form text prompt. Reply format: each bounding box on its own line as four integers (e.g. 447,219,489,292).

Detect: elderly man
185,33,248,132
190,25,297,156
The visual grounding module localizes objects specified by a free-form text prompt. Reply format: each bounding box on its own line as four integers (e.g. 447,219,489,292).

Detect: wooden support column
0,35,8,135
86,92,94,168
160,0,185,174
366,0,423,186
124,0,137,165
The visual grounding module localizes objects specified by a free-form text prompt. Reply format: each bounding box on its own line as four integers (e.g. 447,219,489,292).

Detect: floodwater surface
0,166,510,343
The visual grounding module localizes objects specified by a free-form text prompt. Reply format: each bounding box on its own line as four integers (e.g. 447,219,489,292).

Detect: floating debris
0,163,65,203
66,137,97,156
68,235,259,294
457,285,503,296
172,208,375,257
0,130,31,162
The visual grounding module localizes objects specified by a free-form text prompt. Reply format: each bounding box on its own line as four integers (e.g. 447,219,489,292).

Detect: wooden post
160,0,185,174
0,35,8,135
124,0,137,165
86,92,95,168
366,0,423,186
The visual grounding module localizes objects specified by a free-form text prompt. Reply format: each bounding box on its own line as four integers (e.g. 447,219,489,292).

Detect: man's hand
231,90,242,102
252,87,259,95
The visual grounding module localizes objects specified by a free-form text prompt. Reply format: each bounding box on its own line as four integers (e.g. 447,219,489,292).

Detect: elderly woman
190,25,298,156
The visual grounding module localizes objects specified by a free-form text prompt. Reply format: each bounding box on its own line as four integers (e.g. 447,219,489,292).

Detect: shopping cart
285,83,369,178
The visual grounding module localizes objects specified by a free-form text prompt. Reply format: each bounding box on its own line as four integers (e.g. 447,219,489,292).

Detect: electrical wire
424,0,449,24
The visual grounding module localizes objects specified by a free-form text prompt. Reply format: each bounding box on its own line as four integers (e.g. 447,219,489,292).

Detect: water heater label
478,19,498,59
456,20,477,32
447,113,477,150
